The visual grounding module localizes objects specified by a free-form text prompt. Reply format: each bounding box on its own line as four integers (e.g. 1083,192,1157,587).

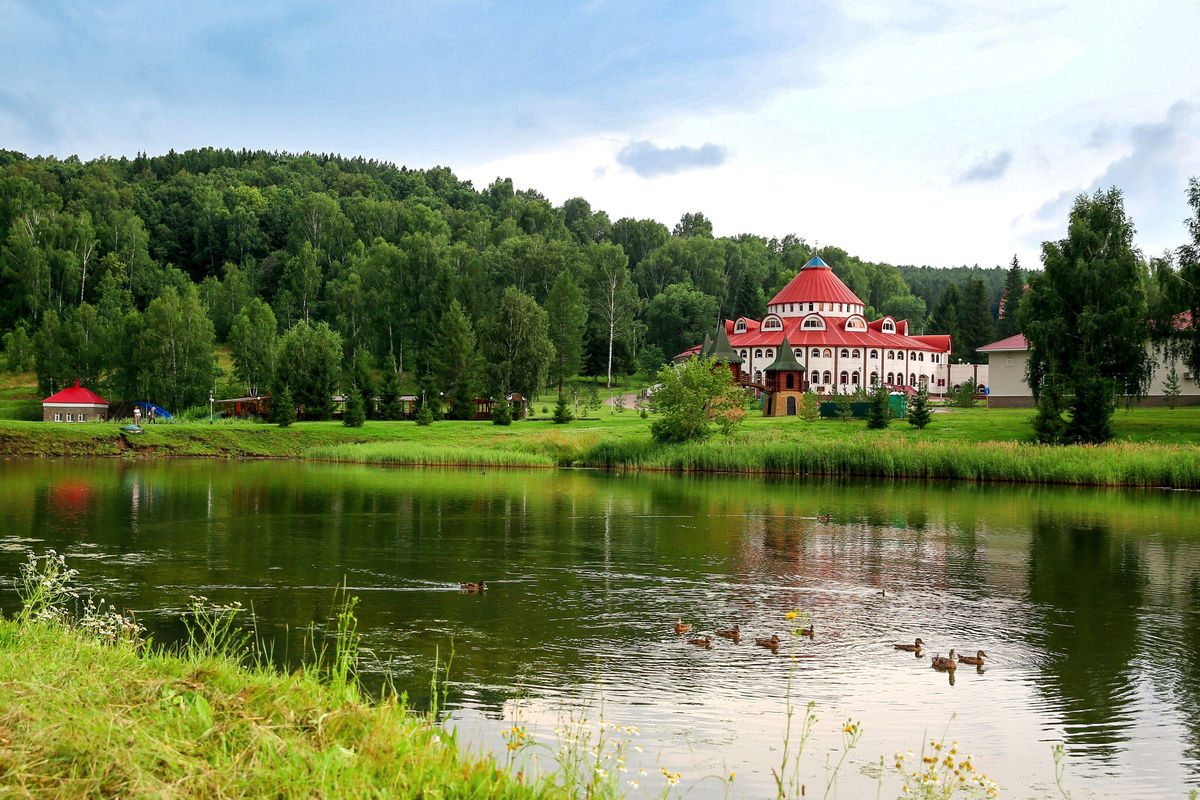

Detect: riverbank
3,407,1200,486
0,614,550,798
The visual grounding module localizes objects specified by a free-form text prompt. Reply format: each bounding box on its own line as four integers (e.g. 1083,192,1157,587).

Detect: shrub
835,392,853,421
552,391,572,424
799,390,820,421
272,385,296,427
650,356,746,443
342,385,366,428
491,396,513,426
908,382,932,429
950,378,978,408
866,384,890,429
415,403,434,426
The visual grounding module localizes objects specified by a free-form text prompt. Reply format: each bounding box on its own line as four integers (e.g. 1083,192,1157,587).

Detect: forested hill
0,147,1011,409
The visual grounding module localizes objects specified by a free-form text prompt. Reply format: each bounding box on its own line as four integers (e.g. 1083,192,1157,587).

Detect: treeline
0,147,1010,415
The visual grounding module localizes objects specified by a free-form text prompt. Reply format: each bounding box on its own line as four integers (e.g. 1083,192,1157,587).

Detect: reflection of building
979,334,1200,407
678,258,954,406
43,380,109,422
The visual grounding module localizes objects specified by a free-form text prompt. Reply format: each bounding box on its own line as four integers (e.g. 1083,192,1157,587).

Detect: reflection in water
1,460,1199,798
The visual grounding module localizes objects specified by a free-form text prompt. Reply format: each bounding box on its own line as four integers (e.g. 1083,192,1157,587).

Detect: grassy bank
3,406,1200,486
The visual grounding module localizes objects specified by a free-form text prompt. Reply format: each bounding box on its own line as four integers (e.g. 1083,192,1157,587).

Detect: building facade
978,334,1200,407
678,257,955,400
42,380,109,422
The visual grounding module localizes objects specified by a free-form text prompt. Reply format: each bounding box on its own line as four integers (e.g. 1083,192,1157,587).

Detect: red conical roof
43,380,108,405
768,256,863,307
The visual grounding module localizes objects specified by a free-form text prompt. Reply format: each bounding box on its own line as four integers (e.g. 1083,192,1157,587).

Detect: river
2,458,1198,798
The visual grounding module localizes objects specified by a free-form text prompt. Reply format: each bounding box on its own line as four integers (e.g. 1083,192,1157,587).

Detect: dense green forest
0,147,1015,415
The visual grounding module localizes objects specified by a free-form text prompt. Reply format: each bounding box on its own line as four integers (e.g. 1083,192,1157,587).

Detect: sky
3,0,1199,268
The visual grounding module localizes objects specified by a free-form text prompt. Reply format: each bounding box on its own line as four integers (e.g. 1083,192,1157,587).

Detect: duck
754,634,781,650
931,650,958,671
715,625,740,640
893,637,924,652
798,624,814,637
459,580,486,593
688,636,713,648
674,618,692,634
957,650,987,666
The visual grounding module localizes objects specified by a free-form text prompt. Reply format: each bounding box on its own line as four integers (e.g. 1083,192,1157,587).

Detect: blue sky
3,0,1199,268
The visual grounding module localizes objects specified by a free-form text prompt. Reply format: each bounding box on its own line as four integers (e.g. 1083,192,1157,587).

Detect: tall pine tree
434,299,481,420
927,284,962,350
958,278,994,362
996,256,1025,339
545,270,587,392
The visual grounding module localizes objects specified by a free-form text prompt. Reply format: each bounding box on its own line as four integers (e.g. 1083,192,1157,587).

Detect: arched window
765,349,774,359
811,371,820,385
740,350,748,359
887,372,895,384
852,371,860,385
840,371,849,384
918,352,924,361
871,372,879,386
852,349,860,358
882,320,895,333
794,349,803,358
822,370,832,384
786,373,795,389
755,370,763,383
870,350,878,359
803,317,824,329
763,316,782,331
910,373,917,386
823,348,832,357
734,319,746,333
811,348,820,358
755,349,763,358
840,348,849,358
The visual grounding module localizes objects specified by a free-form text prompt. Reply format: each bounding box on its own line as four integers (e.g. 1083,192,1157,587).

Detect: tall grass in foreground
579,434,1200,488
305,441,558,467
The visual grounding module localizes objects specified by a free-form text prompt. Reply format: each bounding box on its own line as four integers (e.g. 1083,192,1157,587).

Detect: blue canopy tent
134,401,172,419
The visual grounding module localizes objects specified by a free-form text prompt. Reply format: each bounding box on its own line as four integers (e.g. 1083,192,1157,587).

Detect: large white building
679,257,954,395
978,333,1200,407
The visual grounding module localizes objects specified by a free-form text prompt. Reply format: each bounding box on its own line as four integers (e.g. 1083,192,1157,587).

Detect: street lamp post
209,388,214,424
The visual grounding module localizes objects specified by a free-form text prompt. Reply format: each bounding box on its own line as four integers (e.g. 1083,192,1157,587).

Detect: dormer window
734,319,746,334
801,314,825,330
762,316,783,331
881,319,895,333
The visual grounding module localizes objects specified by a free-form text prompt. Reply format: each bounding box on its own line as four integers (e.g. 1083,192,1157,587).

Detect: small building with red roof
42,380,109,422
676,257,955,400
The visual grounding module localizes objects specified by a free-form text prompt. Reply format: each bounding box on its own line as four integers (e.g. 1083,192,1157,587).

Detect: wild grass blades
893,729,998,799
428,641,454,719
824,719,864,799
1051,743,1071,800
182,594,251,662
775,608,820,799
16,549,79,623
305,441,557,468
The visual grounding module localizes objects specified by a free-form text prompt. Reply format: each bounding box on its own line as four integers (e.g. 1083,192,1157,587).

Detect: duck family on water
891,638,988,672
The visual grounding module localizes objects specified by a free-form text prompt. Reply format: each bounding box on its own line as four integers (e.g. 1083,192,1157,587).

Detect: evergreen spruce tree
799,389,820,421
1164,364,1182,409
552,390,572,424
996,256,1025,339
435,300,482,420
272,385,296,428
343,384,366,427
959,277,995,361
907,382,932,429
927,284,961,343
835,390,853,421
1032,383,1069,444
415,401,434,426
491,395,513,426
867,384,891,429
381,370,403,420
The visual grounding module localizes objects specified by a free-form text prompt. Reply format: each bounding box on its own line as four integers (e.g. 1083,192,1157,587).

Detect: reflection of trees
1027,515,1142,760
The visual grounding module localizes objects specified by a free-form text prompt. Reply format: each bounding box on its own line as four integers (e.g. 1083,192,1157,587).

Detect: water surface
2,459,1199,798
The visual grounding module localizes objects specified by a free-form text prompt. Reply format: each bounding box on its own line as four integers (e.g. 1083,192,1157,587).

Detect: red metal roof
676,317,951,358
768,259,864,307
43,380,108,405
977,333,1028,352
